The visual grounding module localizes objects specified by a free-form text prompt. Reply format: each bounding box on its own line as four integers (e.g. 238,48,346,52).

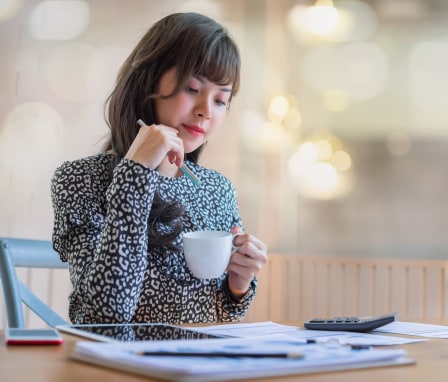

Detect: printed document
71,334,413,381
193,321,425,345
374,321,448,338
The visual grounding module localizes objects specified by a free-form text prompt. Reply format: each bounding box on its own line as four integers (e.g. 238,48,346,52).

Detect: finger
227,261,259,282
167,151,176,164
234,245,268,272
165,136,184,166
230,247,263,267
226,261,253,277
247,235,267,253
229,252,253,268
231,226,244,234
232,233,248,247
233,234,266,254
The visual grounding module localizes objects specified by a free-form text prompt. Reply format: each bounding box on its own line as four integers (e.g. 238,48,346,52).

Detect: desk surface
1,329,448,382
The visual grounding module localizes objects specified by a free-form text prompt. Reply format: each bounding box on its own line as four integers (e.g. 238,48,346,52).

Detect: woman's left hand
226,227,267,300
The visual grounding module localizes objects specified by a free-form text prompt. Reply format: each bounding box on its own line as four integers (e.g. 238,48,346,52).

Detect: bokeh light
0,0,23,22
322,89,350,112
287,3,342,43
43,43,96,102
259,122,291,154
301,42,388,101
288,142,319,178
287,0,377,44
295,161,340,200
29,0,90,40
315,139,333,160
267,94,300,124
336,43,388,100
300,1,340,36
283,108,302,131
288,136,353,199
409,41,448,114
268,95,290,122
42,43,126,102
332,150,352,171
0,102,64,179
240,95,301,154
336,0,378,41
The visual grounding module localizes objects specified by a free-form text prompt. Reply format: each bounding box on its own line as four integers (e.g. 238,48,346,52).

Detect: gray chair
0,237,69,328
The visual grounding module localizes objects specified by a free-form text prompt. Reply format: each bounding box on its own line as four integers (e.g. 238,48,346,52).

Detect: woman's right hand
125,123,184,170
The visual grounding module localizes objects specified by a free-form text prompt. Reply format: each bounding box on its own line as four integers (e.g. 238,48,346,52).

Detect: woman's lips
183,124,205,137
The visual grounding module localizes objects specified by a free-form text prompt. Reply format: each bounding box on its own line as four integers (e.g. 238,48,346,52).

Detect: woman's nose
194,98,212,119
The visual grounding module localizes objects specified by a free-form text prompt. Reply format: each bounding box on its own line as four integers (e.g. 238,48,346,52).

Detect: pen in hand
133,351,304,359
136,119,201,186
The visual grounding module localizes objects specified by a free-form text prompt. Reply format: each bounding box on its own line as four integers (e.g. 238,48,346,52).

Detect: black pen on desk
306,339,370,350
133,351,304,359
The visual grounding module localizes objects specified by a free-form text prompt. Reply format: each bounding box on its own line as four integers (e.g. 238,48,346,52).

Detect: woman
51,12,267,324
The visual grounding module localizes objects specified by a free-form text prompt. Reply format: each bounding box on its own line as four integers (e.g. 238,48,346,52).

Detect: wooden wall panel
1,254,446,328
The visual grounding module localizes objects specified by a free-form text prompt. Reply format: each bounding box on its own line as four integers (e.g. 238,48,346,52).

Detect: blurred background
1,0,448,260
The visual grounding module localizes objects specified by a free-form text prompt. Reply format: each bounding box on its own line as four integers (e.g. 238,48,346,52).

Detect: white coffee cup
183,230,241,279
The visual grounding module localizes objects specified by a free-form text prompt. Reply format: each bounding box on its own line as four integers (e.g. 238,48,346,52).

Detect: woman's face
154,68,232,154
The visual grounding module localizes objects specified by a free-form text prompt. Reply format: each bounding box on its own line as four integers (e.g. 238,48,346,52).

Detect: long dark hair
103,12,241,249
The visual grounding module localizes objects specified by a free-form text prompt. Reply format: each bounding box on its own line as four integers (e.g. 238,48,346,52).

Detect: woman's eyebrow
194,76,232,92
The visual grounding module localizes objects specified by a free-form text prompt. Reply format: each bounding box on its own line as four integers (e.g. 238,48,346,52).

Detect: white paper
374,321,448,338
193,321,425,345
72,334,411,382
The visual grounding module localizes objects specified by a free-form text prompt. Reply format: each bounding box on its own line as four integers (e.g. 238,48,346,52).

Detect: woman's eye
186,86,198,93
216,99,227,106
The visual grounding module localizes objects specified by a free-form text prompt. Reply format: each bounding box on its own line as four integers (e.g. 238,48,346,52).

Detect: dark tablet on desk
56,323,223,343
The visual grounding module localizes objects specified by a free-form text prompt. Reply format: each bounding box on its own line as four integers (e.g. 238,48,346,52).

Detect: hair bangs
194,37,240,95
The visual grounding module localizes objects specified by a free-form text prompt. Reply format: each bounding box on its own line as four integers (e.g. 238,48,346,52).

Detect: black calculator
304,313,396,332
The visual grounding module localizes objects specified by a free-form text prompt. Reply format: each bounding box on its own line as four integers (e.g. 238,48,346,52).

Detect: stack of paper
71,334,413,381
193,321,426,346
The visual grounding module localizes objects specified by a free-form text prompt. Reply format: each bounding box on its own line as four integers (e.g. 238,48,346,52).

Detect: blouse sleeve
216,276,258,322
51,157,158,323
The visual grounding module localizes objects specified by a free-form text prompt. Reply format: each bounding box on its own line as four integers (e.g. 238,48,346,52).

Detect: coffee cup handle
231,232,243,254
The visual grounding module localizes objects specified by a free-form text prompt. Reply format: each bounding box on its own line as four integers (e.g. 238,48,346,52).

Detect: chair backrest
0,237,69,328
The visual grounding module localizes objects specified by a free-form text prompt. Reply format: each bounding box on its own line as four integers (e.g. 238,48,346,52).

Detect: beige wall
1,0,448,262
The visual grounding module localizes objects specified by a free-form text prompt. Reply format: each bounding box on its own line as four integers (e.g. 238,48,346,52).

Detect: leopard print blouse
51,152,257,325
